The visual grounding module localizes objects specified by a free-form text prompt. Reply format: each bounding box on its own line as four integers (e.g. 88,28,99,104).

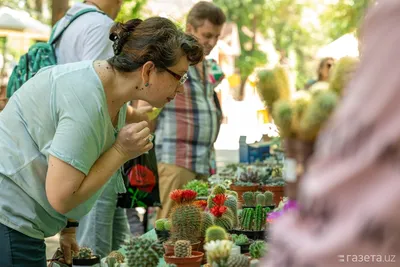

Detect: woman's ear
141,61,155,85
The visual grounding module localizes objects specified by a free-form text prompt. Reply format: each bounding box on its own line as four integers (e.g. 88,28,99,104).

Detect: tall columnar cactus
242,192,255,207
125,237,164,267
264,191,274,206
256,193,266,206
300,90,339,141
206,225,228,243
227,254,250,267
249,241,267,259
174,240,192,258
291,91,311,137
169,190,202,243
224,195,238,227
256,69,280,109
254,205,265,231
242,208,254,231
73,247,93,259
212,184,227,195
272,99,293,138
201,211,214,237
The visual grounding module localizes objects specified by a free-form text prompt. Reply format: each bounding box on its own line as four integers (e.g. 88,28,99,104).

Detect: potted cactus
208,194,235,231
155,218,171,242
165,189,202,254
236,204,268,240
205,226,228,243
231,234,253,254
242,191,275,210
72,247,100,267
164,240,204,267
229,166,260,203
248,241,267,260
103,251,125,267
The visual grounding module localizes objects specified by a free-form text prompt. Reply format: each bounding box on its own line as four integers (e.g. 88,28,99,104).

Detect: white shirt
54,3,114,64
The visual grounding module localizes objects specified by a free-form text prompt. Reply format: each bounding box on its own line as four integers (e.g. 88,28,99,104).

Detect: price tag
284,158,297,182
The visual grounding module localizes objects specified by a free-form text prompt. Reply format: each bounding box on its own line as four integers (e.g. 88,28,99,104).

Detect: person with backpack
0,17,203,266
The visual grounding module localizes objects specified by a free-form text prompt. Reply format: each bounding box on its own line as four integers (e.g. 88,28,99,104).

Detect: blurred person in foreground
263,1,400,266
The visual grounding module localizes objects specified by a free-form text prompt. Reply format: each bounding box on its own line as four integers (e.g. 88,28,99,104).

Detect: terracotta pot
229,184,259,204
260,185,284,206
163,241,200,255
164,251,204,267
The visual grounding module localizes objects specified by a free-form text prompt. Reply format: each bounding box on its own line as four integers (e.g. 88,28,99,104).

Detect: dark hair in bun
107,17,203,73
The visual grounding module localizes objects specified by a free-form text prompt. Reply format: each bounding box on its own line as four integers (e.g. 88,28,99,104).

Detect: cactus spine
164,220,172,231
272,99,293,138
249,241,267,259
107,250,125,263
212,184,227,195
226,190,238,199
242,208,254,231
256,194,266,206
155,218,167,231
74,247,93,259
214,209,234,231
174,240,192,258
125,237,164,267
201,211,214,237
205,225,228,243
264,191,274,206
224,195,238,227
227,254,250,267
254,205,265,231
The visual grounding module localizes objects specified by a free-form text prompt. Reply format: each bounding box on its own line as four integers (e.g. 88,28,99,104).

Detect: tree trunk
51,0,69,26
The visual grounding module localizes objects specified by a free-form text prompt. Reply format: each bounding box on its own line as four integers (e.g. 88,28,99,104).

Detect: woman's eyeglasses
165,68,188,85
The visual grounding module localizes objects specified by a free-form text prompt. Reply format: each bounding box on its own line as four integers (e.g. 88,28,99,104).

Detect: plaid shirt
155,60,223,175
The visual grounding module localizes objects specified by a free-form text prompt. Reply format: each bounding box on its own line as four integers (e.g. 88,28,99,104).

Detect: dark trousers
0,223,46,267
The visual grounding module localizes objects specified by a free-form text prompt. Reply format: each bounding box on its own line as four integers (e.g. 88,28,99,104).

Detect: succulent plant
155,218,168,231
107,250,125,263
204,240,233,266
225,190,238,199
239,168,260,184
73,247,93,259
224,195,238,227
243,192,255,207
249,241,267,259
201,211,214,237
183,180,209,197
164,220,172,231
264,191,274,206
227,254,250,267
329,56,359,96
125,237,164,267
174,240,192,258
300,90,338,141
169,190,202,243
212,184,227,195
256,194,266,206
231,234,249,246
206,225,228,243
272,99,293,138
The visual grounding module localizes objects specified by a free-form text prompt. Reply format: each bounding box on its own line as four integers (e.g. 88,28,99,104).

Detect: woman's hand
59,227,79,265
113,121,153,160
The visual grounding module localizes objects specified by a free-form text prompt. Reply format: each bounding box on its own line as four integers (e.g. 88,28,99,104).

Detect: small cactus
249,241,267,259
226,190,238,199
174,240,192,258
201,212,214,237
164,220,172,231
212,184,227,195
242,192,255,207
107,250,124,263
155,219,167,231
272,99,293,138
73,247,93,259
205,225,228,243
227,254,250,267
231,234,249,246
256,193,266,206
125,237,164,267
224,195,238,227
264,191,274,206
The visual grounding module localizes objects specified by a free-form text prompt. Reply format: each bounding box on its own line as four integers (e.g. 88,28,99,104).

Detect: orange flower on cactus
212,194,227,206
181,189,197,202
170,189,184,203
194,200,207,210
210,205,228,218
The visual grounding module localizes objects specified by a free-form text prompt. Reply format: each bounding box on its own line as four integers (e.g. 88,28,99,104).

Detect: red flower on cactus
210,205,228,218
194,200,207,210
212,194,227,206
170,189,184,203
181,189,197,202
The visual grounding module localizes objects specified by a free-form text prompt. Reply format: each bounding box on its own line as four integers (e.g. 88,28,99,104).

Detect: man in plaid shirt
154,1,226,219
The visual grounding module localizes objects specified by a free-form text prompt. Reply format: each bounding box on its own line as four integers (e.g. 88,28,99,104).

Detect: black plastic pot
72,255,100,266
235,229,266,241
155,229,170,242
237,239,254,254
241,205,275,211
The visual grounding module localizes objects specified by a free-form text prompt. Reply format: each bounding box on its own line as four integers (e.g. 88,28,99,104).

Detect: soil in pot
72,255,100,267
163,241,201,255
229,184,259,203
164,251,204,267
155,229,170,242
